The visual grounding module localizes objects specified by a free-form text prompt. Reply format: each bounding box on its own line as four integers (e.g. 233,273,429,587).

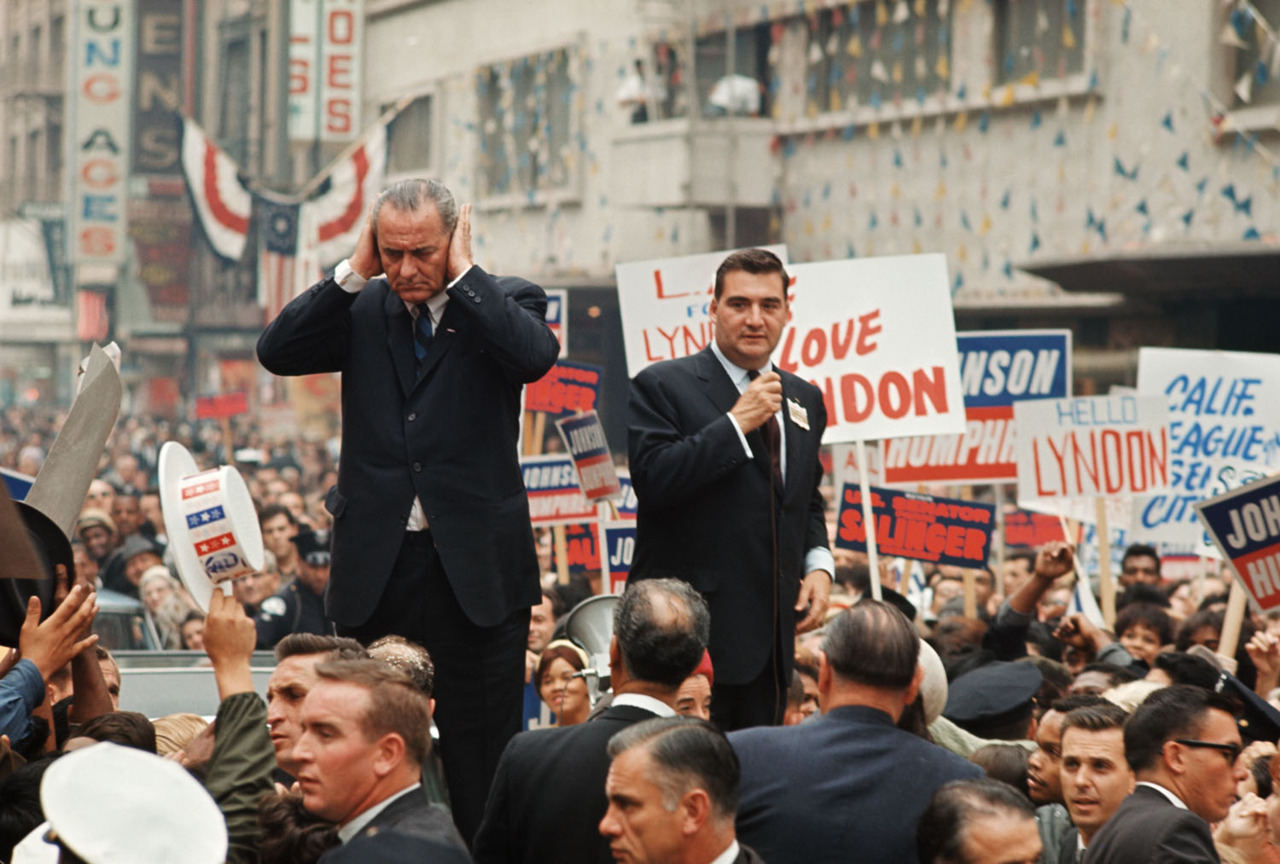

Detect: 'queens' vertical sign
70,0,133,265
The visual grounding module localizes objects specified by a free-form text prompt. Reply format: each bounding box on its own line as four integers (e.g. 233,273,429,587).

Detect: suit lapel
384,288,417,398
694,347,741,416
694,348,773,481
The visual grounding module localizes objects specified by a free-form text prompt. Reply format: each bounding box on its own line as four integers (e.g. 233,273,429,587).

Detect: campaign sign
556,411,621,502
525,361,602,418
1136,348,1280,544
614,470,638,520
195,392,249,420
780,255,965,444
835,483,995,568
1003,507,1068,549
546,288,568,358
616,245,788,377
0,468,34,501
1014,395,1171,502
521,454,597,526
1195,475,1280,614
555,522,601,577
883,330,1072,483
602,521,636,594
831,442,886,491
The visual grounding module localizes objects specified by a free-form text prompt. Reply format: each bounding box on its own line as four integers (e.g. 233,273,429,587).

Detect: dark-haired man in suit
628,248,832,730
258,178,559,841
1084,685,1244,863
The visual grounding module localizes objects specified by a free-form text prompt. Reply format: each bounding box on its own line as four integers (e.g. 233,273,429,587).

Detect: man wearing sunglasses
1084,685,1244,863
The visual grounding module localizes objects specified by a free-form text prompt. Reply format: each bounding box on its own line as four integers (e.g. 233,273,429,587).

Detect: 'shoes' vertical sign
70,0,134,265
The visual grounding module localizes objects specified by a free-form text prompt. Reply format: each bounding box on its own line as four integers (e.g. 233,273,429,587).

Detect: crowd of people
3,399,1280,863
3,190,1278,864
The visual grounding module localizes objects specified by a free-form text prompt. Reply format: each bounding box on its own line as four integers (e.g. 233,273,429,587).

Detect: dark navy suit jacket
729,705,982,864
628,347,829,686
257,266,558,629
1083,784,1219,864
472,703,663,864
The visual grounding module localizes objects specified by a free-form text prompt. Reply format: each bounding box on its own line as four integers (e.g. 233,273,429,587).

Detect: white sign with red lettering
616,245,787,377
288,0,362,142
780,255,965,444
1014,395,1172,503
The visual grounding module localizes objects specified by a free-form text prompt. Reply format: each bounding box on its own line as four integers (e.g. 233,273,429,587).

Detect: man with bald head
729,600,981,864
474,578,711,864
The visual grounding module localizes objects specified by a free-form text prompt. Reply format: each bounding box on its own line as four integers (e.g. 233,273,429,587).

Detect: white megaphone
563,594,620,706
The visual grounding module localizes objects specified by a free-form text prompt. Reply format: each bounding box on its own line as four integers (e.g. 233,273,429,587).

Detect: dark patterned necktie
414,304,434,371
747,369,782,486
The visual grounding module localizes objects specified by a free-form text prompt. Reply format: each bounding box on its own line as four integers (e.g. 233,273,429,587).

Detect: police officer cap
943,660,1043,725
292,529,331,566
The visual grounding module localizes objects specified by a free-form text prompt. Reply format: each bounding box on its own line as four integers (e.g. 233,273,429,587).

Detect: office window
387,93,432,173
476,46,577,199
695,24,771,116
219,36,250,164
994,0,1085,84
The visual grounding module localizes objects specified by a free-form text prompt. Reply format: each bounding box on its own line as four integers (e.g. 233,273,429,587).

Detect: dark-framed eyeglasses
1172,738,1242,763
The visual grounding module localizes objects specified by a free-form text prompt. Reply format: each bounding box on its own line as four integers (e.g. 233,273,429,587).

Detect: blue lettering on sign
956,332,1070,408
1052,396,1138,427
1163,375,1260,417
186,505,226,529
203,551,242,577
521,459,581,492
1142,372,1280,534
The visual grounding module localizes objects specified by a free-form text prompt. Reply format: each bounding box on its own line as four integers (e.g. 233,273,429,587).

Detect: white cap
41,742,228,864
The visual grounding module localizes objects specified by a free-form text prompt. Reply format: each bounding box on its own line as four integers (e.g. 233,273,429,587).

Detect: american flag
258,199,301,325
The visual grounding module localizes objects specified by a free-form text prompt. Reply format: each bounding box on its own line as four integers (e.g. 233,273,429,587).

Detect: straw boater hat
0,345,121,645
157,441,264,612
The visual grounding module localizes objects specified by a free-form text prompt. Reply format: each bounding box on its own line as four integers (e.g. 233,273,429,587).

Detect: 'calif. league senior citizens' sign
1195,476,1280,614
882,330,1072,483
1013,395,1172,503
1135,348,1280,545
617,250,966,444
